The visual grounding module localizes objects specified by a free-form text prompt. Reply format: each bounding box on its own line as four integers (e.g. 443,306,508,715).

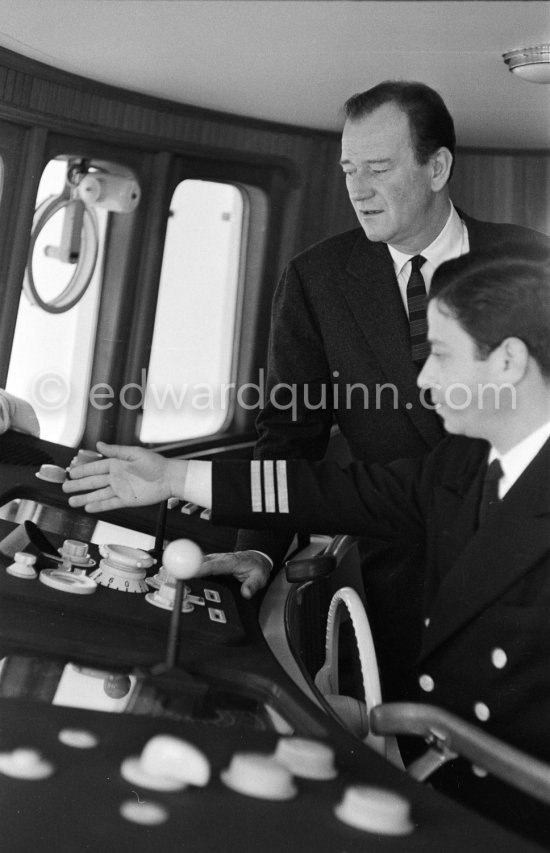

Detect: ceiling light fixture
502,44,550,84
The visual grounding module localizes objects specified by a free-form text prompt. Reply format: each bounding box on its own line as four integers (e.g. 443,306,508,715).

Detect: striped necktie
406,255,429,365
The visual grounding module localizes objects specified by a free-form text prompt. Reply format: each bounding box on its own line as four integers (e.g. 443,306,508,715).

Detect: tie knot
485,458,504,484
410,255,426,272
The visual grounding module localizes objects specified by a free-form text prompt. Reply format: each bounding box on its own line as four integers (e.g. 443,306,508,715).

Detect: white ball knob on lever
160,539,203,670
162,539,203,581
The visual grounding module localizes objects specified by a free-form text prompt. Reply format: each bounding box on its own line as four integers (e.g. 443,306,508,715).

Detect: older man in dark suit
64,241,550,845
204,81,549,604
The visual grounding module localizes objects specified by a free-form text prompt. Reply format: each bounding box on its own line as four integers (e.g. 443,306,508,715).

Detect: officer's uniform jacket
212,434,550,765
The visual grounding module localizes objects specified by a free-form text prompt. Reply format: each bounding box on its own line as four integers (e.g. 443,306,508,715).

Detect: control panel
0,431,542,853
2,695,539,853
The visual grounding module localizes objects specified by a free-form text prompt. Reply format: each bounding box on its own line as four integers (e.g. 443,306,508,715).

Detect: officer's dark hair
429,240,550,378
343,81,456,181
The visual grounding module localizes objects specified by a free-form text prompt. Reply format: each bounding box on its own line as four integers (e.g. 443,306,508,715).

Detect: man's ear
430,147,453,191
495,337,530,383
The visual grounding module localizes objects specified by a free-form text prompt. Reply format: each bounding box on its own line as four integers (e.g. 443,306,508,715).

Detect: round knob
120,735,210,791
334,785,413,835
0,748,54,779
7,552,38,579
221,752,296,800
274,737,337,780
162,539,203,581
37,464,66,483
61,539,89,561
103,674,132,699
58,729,98,749
15,552,37,567
140,735,210,786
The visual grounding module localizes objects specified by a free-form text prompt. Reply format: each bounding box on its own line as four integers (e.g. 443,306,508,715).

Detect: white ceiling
0,1,548,148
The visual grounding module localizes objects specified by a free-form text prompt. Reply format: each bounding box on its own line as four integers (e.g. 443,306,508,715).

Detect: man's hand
63,441,174,512
199,551,271,599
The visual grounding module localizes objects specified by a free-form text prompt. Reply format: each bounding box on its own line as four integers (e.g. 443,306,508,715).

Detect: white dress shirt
488,420,550,498
388,204,470,316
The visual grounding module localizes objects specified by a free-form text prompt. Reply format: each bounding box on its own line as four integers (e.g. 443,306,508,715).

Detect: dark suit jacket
237,213,549,562
213,435,550,843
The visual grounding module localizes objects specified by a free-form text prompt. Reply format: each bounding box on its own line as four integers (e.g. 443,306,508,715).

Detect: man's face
340,103,443,254
418,301,508,441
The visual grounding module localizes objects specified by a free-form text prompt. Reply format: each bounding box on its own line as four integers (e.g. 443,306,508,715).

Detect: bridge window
6,157,141,447
5,158,108,445
138,180,244,443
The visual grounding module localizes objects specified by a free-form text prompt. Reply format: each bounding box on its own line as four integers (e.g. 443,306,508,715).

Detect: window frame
0,120,295,453
137,178,248,445
99,151,293,454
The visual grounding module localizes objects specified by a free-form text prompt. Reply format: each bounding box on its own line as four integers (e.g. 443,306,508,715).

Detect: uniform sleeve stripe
251,460,263,512
263,460,276,512
276,460,289,513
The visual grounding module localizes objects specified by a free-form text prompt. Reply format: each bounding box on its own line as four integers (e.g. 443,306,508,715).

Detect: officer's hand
198,551,271,599
64,441,173,512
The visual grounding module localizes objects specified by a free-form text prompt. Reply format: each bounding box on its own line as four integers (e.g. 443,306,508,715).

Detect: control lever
144,539,208,712
285,554,336,584
152,539,204,671
149,499,168,563
370,702,550,804
23,521,62,562
285,535,358,583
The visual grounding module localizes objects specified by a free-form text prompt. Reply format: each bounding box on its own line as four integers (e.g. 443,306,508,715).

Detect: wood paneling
452,150,550,236
0,45,547,248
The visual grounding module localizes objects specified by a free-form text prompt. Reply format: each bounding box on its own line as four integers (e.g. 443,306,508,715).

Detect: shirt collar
488,419,550,497
388,203,466,281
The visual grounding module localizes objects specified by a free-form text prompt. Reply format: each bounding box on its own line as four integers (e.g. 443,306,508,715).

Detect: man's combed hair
429,241,550,378
343,80,456,175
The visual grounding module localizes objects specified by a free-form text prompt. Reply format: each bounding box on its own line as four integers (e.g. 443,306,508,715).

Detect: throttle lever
24,521,62,561
285,554,336,583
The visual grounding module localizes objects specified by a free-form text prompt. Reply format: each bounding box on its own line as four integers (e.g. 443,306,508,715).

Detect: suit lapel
425,463,485,603
342,234,442,444
421,439,550,659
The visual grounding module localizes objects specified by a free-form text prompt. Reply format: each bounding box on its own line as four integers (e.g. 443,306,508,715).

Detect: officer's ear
430,147,453,191
493,337,530,384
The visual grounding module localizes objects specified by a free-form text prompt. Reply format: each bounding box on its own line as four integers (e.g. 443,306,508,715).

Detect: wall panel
452,149,550,236
0,45,546,264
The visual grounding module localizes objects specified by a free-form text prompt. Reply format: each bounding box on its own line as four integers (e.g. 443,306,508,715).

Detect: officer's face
340,103,445,254
418,301,512,441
